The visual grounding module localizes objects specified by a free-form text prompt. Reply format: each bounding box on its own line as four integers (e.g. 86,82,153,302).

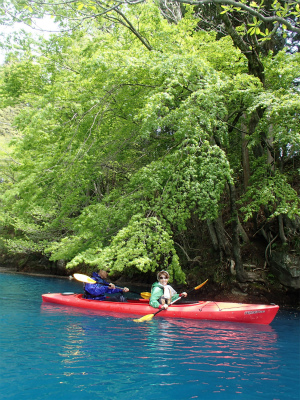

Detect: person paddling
84,269,129,302
149,270,187,309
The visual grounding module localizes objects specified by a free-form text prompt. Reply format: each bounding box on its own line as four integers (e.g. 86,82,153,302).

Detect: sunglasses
159,276,168,280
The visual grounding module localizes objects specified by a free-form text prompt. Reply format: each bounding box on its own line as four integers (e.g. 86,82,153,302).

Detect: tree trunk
214,215,231,257
228,182,248,282
207,219,219,252
278,214,287,244
159,0,183,23
249,109,265,158
265,116,275,171
238,218,250,243
207,216,231,260
241,114,250,190
218,7,265,85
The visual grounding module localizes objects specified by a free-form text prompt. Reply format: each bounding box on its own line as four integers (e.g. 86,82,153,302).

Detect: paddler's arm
106,287,129,294
149,286,163,309
171,291,187,302
107,283,116,289
85,284,108,297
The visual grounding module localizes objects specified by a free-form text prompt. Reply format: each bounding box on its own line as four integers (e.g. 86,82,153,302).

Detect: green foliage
241,169,300,221
84,214,185,283
1,60,47,102
127,140,232,228
0,0,299,282
0,105,23,136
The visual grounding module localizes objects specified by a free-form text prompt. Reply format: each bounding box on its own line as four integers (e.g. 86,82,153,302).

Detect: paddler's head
157,270,169,285
98,269,109,280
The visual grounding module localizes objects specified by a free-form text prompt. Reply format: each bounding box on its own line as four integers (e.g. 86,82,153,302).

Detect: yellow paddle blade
194,279,208,291
73,273,96,284
133,313,155,323
140,292,151,299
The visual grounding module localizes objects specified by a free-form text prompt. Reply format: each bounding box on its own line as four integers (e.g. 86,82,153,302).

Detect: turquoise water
0,272,299,400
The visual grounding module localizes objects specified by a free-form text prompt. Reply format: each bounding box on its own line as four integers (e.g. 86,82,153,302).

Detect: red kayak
42,293,279,324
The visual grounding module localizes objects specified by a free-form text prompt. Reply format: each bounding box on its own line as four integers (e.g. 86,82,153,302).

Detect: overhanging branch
173,0,300,33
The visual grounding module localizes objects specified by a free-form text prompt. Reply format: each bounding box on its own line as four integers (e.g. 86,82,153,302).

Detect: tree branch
175,0,300,33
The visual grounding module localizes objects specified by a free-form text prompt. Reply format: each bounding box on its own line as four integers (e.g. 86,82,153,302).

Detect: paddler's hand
180,292,187,297
108,283,116,289
123,287,129,293
160,304,168,309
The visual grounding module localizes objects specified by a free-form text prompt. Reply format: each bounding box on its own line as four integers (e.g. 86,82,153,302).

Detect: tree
0,0,299,284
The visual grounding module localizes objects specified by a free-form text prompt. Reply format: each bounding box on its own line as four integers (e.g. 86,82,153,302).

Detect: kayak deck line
198,301,276,312
42,293,279,325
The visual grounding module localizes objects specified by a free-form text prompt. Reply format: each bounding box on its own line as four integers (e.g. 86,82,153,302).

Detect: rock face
270,251,300,289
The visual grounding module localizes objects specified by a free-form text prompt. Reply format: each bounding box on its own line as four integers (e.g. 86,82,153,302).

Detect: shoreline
1,267,299,311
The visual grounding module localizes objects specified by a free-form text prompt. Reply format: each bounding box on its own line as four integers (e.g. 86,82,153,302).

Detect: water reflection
39,303,299,399
41,306,278,368
2,272,299,399
135,319,281,399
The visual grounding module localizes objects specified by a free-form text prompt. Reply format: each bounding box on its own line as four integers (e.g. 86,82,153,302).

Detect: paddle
133,279,208,322
73,273,151,299
73,273,96,284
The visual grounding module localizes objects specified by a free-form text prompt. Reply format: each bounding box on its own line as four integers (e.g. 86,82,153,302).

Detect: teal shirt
149,281,179,308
